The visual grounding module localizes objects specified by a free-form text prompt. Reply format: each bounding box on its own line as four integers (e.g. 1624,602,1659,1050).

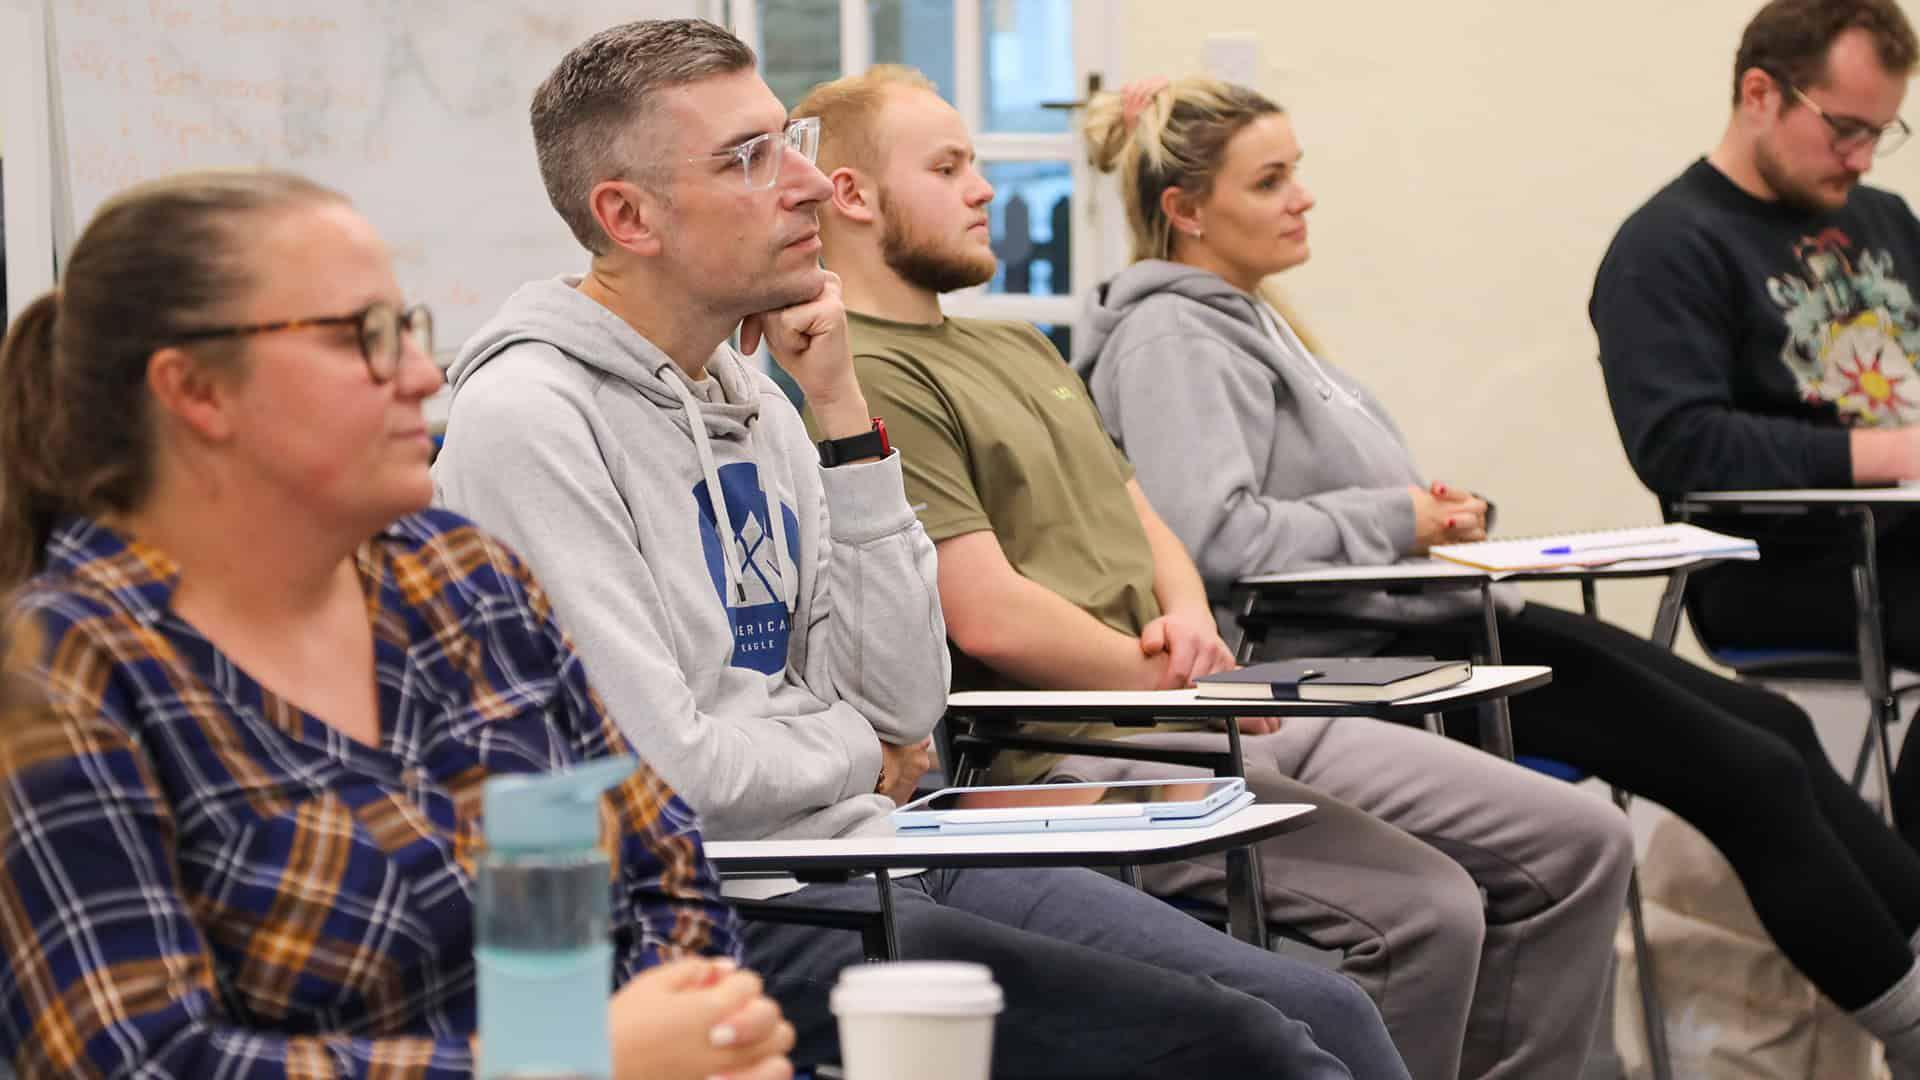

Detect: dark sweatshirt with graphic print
1592,158,1920,497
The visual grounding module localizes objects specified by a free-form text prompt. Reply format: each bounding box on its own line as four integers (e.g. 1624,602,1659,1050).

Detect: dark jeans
1385,602,1920,1010
1686,510,1920,844
742,865,1409,1079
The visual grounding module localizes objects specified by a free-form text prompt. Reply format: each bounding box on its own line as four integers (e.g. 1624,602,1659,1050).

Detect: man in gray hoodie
432,19,1405,1079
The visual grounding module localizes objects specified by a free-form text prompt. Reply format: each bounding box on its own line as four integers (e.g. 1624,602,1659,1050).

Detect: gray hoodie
433,277,950,841
1073,261,1506,644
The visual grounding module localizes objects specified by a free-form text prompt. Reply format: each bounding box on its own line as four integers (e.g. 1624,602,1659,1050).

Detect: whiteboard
47,0,697,351
3,1,57,325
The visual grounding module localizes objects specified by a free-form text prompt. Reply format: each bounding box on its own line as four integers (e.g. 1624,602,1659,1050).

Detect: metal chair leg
1853,721,1880,792
1853,552,1899,827
1871,703,1899,825
1611,786,1673,1080
1625,858,1674,1080
1650,570,1690,651
870,868,900,961
1476,583,1516,761
1224,843,1270,950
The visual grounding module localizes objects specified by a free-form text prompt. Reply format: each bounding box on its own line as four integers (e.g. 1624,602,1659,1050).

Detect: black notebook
1195,657,1472,702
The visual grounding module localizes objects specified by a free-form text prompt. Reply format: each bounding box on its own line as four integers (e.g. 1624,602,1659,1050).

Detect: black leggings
1385,602,1920,1010
1686,511,1920,845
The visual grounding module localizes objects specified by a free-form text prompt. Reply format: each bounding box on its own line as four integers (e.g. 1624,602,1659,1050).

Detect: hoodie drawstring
752,419,798,614
660,362,799,622
663,365,751,611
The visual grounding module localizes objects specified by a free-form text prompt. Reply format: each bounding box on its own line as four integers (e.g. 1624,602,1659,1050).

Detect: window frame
718,0,1125,333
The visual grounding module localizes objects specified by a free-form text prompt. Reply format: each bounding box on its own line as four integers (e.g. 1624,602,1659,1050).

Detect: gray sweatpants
1050,716,1635,1080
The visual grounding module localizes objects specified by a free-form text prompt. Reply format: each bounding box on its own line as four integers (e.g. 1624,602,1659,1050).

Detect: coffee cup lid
830,962,1005,1017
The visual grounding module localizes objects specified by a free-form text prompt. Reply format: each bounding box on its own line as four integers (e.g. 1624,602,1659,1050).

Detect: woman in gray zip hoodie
1077,75,1920,1070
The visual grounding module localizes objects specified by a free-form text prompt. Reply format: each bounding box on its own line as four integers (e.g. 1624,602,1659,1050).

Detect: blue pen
1541,537,1683,556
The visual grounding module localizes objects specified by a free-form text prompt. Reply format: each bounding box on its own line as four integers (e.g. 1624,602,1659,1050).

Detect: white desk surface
1681,487,1920,505
1240,560,1485,586
705,803,1316,872
947,665,1550,715
1237,553,1736,588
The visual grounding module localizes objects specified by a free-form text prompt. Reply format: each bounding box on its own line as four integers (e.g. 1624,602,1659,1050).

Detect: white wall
1115,0,1920,654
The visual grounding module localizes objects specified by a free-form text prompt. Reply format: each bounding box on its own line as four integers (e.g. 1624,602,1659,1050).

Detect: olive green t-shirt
821,311,1187,783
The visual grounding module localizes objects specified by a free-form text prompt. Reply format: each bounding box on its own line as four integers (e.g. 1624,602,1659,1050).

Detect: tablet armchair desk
707,803,1317,959
1229,555,1740,758
939,669,1549,950
944,667,1551,777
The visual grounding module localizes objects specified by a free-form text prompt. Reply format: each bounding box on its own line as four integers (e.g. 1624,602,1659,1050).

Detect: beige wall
1114,0,1920,651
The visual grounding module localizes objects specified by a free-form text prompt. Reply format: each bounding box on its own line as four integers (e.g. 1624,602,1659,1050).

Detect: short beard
1753,136,1847,213
879,190,997,295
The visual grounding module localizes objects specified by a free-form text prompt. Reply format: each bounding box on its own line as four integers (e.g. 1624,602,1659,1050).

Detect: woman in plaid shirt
0,170,792,1080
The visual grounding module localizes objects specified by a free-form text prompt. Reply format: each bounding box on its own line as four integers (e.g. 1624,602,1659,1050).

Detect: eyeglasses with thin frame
169,301,435,384
687,115,822,190
1786,82,1911,157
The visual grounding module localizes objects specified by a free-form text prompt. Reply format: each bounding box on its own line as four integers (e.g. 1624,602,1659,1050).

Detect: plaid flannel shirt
0,511,739,1078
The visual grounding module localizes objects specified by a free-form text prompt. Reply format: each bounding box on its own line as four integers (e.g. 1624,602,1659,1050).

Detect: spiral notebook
1429,523,1758,574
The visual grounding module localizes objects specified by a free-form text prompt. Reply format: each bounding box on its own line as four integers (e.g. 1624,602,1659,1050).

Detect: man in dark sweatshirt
1592,0,1920,809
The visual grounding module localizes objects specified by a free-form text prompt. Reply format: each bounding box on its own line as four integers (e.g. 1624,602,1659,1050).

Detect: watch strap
817,417,891,467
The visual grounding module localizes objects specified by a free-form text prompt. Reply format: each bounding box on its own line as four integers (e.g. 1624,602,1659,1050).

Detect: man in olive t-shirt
827,310,1192,781
795,66,1637,1080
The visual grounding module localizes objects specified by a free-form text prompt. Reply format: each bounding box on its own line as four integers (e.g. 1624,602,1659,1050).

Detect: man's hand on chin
740,270,872,439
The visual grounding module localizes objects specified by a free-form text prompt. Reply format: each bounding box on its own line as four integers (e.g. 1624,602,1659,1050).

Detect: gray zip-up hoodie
1073,261,1507,644
433,276,949,841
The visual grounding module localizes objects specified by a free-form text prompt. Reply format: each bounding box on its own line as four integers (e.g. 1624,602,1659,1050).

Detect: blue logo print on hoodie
695,462,801,674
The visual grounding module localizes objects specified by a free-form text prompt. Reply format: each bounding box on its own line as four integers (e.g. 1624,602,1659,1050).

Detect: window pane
761,0,841,109
984,161,1072,296
982,0,1074,133
869,0,955,104
769,361,806,410
1032,323,1073,364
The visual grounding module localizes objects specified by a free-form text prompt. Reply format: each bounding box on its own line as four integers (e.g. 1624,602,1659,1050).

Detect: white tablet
892,777,1251,835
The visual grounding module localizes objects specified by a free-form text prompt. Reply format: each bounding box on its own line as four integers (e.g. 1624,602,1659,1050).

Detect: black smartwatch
817,417,891,467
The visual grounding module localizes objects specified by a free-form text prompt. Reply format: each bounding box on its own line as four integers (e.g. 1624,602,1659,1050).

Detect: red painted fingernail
1446,517,1455,529
1435,484,1447,495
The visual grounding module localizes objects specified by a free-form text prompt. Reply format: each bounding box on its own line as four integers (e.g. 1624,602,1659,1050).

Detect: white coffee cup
830,961,1004,1080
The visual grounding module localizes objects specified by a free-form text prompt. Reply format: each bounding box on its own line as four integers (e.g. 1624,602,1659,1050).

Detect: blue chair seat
1516,755,1588,784
1703,645,1863,681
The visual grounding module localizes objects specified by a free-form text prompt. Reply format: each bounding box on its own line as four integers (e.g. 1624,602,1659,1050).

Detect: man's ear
828,166,880,225
1736,66,1785,118
588,178,667,257
1159,185,1204,239
145,346,238,443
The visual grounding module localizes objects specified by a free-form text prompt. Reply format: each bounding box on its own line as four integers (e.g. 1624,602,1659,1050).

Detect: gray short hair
532,19,757,254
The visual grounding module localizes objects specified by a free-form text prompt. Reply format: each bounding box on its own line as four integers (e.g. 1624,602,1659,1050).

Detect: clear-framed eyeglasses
1789,84,1911,158
689,115,822,190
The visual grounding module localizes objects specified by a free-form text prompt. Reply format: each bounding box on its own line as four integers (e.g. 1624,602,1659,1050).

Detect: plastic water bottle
475,756,636,1080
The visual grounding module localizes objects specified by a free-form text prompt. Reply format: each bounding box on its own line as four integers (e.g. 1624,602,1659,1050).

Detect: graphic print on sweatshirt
695,462,802,674
1768,228,1920,424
